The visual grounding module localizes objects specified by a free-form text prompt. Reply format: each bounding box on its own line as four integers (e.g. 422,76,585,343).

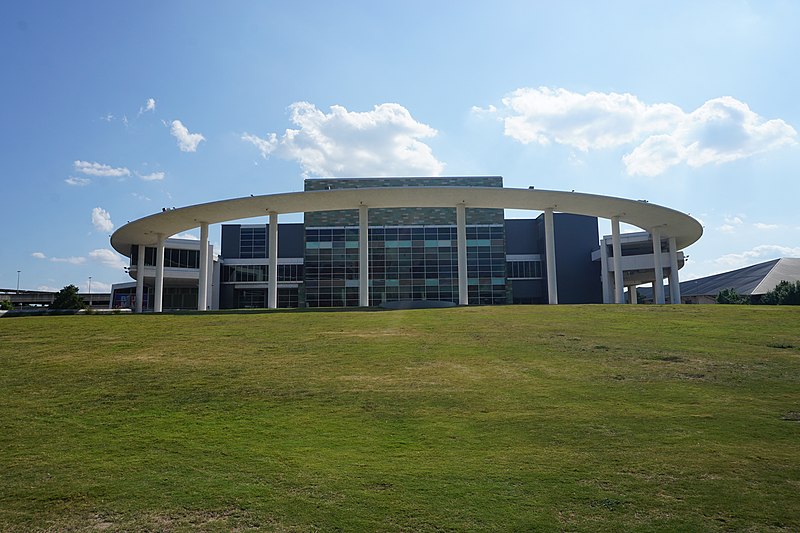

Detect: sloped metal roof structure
680,258,800,297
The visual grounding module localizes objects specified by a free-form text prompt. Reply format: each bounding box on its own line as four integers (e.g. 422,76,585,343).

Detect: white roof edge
111,187,703,257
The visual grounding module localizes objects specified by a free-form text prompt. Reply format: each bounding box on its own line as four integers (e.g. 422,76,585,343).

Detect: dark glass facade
130,246,200,269
302,225,507,307
214,178,602,308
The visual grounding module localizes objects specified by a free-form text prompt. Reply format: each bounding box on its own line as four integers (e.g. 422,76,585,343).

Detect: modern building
110,176,703,310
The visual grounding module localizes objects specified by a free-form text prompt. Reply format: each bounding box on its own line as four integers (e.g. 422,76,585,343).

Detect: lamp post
16,270,20,293
88,276,92,308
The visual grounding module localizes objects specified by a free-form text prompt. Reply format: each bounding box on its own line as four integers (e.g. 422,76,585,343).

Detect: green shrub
716,287,749,304
0,299,13,310
761,280,800,305
50,285,87,310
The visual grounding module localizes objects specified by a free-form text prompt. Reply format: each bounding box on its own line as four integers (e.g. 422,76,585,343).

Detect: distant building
679,258,800,304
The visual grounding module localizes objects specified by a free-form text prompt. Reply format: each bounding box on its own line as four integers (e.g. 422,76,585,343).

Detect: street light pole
16,270,20,293
88,276,92,308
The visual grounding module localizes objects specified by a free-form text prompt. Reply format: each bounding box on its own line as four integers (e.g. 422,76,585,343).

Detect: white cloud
715,244,800,268
74,160,131,177
624,97,797,176
174,232,199,240
470,104,498,115
137,171,165,181
754,222,779,230
50,256,87,265
89,248,128,270
32,251,88,265
65,176,91,186
131,192,151,201
37,285,61,292
715,215,744,233
170,120,205,152
83,280,112,293
491,87,797,176
91,207,114,233
501,87,683,151
139,98,156,115
242,101,445,177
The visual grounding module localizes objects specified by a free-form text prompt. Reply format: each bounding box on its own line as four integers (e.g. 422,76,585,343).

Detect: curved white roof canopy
111,187,703,256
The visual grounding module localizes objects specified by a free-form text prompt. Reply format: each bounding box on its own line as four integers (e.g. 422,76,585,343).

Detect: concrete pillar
359,205,369,307
628,286,638,304
135,243,145,313
268,213,278,309
599,237,610,304
611,216,624,304
198,222,209,311
651,227,665,304
456,203,468,305
154,234,165,312
668,236,681,304
544,208,558,304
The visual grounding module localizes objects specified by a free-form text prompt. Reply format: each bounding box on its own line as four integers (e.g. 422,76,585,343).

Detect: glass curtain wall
304,225,507,307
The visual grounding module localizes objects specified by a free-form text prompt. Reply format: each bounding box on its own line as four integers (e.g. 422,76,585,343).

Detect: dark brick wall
304,176,504,227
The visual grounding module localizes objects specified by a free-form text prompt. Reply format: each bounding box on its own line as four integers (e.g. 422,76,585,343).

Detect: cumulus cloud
65,176,91,186
31,252,46,259
170,120,205,152
137,171,165,181
715,244,800,268
74,160,131,177
487,87,797,176
242,102,444,177
91,207,114,233
500,87,683,150
89,248,128,270
624,97,797,176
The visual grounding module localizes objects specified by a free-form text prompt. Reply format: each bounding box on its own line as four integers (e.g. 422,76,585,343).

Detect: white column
629,286,638,304
154,234,165,312
544,208,558,304
135,243,145,313
268,213,278,309
456,203,468,305
668,236,681,304
599,237,610,304
359,205,369,307
651,227,665,304
197,222,209,311
611,216,624,304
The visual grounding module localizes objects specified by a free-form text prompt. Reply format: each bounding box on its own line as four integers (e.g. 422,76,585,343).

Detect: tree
760,280,800,305
0,299,12,310
50,285,86,310
716,288,749,304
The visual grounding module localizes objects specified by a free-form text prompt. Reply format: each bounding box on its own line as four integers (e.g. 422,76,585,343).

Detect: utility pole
88,276,93,308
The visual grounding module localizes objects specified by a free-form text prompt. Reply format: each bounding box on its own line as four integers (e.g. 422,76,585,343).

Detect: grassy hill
1,305,799,531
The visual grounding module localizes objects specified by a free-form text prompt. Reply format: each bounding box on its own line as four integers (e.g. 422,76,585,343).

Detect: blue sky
2,1,799,294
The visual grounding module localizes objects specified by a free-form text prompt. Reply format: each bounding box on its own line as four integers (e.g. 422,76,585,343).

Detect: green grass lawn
1,305,799,531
